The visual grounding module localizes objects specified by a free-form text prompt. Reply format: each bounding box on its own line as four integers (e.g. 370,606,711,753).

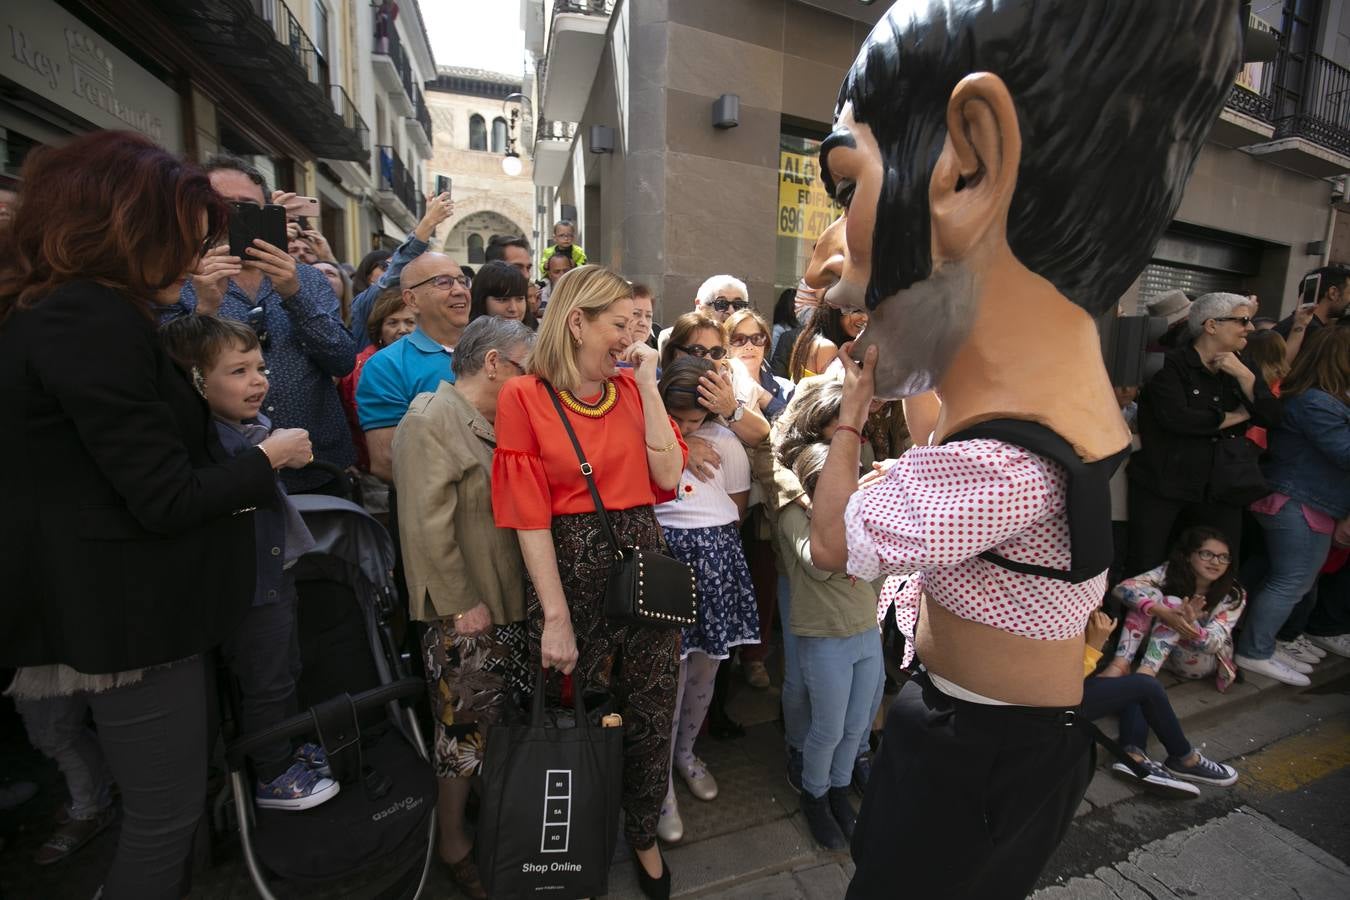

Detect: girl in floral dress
652,357,759,843
1103,526,1247,691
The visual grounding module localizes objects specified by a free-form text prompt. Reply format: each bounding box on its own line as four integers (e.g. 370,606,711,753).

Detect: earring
191,366,206,398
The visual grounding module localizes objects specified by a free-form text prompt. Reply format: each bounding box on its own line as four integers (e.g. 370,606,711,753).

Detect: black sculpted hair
834,0,1243,315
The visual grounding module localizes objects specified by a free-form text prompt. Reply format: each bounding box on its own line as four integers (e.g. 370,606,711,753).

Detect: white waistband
927,671,1012,706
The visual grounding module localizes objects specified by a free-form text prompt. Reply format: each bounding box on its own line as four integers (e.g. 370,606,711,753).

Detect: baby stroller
221,490,435,899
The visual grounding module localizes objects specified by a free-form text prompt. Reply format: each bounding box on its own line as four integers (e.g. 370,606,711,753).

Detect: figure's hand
623,341,660,385
416,192,455,241
191,245,242,315
838,341,877,430
259,428,312,469
454,602,492,638
1085,609,1118,652
541,616,579,675
684,435,721,482
245,239,301,298
697,369,737,418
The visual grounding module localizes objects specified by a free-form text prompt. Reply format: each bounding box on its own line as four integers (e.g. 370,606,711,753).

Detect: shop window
774,130,843,308
469,115,487,151
492,117,508,153
467,233,485,263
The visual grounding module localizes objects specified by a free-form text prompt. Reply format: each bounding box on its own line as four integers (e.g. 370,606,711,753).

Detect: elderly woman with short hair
1127,292,1282,573
392,315,536,900
492,265,685,898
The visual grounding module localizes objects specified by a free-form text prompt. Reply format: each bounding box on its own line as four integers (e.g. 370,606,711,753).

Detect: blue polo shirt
356,327,457,430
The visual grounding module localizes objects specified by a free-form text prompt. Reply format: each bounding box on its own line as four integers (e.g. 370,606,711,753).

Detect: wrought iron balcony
331,85,370,172
147,0,367,161
1271,52,1350,158
537,119,578,142
377,145,422,220
372,10,417,116
414,85,433,145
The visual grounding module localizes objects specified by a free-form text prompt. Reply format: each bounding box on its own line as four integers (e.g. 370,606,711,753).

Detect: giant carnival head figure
821,0,1243,407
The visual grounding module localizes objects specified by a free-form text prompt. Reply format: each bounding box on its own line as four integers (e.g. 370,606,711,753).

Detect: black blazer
0,281,277,674
1129,343,1283,503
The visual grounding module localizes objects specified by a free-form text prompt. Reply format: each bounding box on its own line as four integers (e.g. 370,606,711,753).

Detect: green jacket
540,243,587,276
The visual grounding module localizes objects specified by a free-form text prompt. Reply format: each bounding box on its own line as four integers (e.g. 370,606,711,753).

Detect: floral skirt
661,523,761,659
421,619,531,779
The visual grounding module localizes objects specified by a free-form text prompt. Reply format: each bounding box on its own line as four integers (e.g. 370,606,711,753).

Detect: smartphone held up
228,202,287,258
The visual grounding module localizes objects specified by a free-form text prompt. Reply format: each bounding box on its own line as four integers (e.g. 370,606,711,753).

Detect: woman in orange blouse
492,265,686,898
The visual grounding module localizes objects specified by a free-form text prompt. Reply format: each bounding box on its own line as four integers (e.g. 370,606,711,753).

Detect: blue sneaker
295,742,332,776
1164,752,1238,787
256,761,340,811
786,746,803,793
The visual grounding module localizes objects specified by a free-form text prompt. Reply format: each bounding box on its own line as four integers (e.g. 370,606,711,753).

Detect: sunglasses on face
1195,549,1231,564
730,332,768,348
712,298,750,313
408,273,471,291
677,343,727,360
245,303,270,350
1212,316,1253,327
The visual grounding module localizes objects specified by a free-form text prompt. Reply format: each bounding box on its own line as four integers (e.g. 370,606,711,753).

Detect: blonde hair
528,264,634,390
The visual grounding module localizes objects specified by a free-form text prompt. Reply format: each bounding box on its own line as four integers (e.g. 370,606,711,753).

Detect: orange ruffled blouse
492,373,688,530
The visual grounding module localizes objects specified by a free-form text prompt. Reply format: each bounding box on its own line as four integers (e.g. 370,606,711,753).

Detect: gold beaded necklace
557,380,619,418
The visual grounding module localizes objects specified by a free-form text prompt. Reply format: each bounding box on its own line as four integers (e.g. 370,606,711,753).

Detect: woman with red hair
0,131,312,898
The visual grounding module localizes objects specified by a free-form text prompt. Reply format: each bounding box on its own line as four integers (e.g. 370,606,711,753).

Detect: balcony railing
1272,52,1350,157
257,0,320,85
413,85,433,144
373,11,417,108
377,145,422,219
554,0,616,15
537,118,578,142
331,84,370,171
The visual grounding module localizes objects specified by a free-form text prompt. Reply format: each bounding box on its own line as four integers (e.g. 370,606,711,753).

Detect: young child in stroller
160,316,338,810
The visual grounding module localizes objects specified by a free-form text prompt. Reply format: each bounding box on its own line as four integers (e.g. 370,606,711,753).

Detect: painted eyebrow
818,129,857,198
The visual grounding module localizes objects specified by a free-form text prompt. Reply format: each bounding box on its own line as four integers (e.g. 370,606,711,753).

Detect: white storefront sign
2,0,182,151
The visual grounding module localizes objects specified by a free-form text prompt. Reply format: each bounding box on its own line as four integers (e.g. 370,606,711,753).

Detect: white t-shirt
655,422,750,530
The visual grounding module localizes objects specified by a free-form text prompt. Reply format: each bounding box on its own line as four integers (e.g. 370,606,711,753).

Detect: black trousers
846,670,1094,900
1124,481,1244,575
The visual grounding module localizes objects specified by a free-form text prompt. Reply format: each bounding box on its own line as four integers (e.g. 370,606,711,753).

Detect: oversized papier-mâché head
821,0,1243,397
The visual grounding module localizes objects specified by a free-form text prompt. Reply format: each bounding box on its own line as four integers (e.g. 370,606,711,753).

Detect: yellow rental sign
777,149,841,241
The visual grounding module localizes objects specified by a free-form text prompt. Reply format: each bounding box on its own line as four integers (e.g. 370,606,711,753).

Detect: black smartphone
228,202,288,257
435,175,452,198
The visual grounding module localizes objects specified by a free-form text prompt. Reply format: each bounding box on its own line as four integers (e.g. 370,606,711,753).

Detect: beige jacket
392,382,526,624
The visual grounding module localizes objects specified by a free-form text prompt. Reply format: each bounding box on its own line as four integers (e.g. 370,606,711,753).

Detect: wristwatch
729,399,745,422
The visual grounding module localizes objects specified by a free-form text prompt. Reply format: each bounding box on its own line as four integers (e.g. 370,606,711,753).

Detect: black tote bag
477,670,624,899
1209,434,1271,507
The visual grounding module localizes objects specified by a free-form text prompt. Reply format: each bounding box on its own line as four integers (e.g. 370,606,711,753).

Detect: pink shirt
844,439,1105,667
1248,492,1336,534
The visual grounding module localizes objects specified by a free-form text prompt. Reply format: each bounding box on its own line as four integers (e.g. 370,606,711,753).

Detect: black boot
800,790,847,850
632,847,671,900
828,786,857,840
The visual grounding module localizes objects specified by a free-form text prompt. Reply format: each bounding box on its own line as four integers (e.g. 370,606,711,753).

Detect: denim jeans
15,695,115,820
1080,674,1191,760
798,629,884,797
778,573,809,751
1237,501,1333,661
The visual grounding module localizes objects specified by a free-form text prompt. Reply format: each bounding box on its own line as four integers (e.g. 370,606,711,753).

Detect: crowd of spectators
0,130,1347,899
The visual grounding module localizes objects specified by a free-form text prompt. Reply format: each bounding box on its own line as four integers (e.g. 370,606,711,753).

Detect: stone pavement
1030,807,1350,900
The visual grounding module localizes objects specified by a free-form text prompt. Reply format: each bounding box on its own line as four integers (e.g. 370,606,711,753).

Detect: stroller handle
225,676,423,768
301,459,357,501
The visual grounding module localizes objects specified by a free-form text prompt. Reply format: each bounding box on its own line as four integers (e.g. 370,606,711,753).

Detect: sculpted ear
929,73,1022,265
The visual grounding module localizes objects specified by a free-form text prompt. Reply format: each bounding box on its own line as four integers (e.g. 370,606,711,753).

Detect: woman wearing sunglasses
1126,293,1281,575
659,312,770,453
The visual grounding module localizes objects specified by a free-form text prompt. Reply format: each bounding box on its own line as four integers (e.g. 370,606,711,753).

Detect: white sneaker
1307,633,1350,659
1235,654,1311,686
1292,634,1328,659
1277,638,1322,666
1274,648,1314,675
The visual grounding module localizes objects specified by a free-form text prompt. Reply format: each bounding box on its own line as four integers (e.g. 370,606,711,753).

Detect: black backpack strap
944,419,1127,584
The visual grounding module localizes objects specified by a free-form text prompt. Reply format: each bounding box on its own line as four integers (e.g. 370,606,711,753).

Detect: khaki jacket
392,382,526,624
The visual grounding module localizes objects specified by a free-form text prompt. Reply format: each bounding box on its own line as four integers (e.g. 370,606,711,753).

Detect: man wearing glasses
357,253,473,483
655,274,751,354
161,155,356,495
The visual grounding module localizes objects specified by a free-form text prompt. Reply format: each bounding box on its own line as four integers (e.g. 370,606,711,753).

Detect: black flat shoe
633,847,672,900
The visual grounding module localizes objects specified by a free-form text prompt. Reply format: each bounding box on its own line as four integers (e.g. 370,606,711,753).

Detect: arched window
468,114,487,151
491,117,508,153
467,233,485,263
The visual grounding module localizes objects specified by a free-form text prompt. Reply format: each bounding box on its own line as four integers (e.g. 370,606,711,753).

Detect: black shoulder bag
543,383,697,629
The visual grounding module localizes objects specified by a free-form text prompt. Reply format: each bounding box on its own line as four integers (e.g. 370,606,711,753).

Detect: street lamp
501,91,530,176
